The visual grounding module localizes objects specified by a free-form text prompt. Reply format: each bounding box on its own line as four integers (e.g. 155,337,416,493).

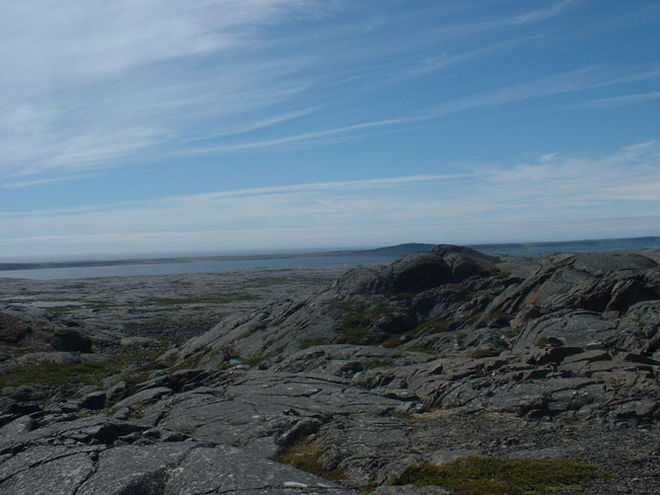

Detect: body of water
0,254,397,280
474,237,660,255
1,237,658,280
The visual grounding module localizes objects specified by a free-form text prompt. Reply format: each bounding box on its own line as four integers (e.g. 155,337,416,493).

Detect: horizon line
1,234,658,268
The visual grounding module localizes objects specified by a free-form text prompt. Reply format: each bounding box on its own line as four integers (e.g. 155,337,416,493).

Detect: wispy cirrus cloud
2,141,659,257
512,0,578,24
0,0,325,90
427,66,660,115
171,116,425,155
0,173,471,217
3,0,657,190
395,34,546,81
0,0,596,185
0,0,328,181
414,0,578,40
579,90,660,108
167,66,660,157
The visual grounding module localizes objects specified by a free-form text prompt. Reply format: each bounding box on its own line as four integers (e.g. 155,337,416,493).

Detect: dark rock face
0,308,92,354
0,312,33,345
49,327,93,353
336,245,495,295
2,245,660,494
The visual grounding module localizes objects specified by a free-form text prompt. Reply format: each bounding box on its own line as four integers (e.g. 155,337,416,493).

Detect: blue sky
2,0,660,260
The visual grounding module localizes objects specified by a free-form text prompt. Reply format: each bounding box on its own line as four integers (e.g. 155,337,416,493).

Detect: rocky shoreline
1,246,659,494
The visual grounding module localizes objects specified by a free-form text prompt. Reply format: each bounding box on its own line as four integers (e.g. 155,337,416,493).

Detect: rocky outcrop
174,246,503,368
2,246,660,494
176,246,660,368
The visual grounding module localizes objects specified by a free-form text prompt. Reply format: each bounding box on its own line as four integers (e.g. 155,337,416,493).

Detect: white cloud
417,0,577,39
0,0,325,180
171,116,426,155
1,142,659,257
1,1,319,89
2,0,659,185
513,0,578,24
580,90,660,108
166,66,660,157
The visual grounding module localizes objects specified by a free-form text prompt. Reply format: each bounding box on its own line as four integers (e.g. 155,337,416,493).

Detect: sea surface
0,254,396,280
1,237,658,280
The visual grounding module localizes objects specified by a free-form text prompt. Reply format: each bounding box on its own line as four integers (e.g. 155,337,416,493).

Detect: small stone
79,391,107,410
283,481,308,488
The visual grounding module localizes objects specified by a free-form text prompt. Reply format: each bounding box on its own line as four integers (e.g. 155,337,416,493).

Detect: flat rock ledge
0,415,356,495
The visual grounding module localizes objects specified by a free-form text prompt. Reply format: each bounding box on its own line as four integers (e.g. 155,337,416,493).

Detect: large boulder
49,328,93,353
336,245,495,295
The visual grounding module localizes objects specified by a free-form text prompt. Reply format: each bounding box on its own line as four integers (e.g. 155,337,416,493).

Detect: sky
1,0,660,260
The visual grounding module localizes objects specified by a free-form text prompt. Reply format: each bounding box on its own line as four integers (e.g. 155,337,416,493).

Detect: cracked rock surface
1,246,660,494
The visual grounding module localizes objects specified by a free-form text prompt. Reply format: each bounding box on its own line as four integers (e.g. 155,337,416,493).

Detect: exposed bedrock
2,245,659,493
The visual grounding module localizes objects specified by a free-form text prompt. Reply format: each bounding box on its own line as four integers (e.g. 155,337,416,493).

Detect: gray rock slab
0,415,34,438
7,415,143,447
112,386,172,410
163,443,356,495
562,349,611,364
0,452,94,495
76,443,192,495
0,445,98,485
155,371,405,454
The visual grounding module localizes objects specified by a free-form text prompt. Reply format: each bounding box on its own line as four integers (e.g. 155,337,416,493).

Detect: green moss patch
300,338,332,349
362,358,390,369
413,318,451,336
382,334,403,348
276,442,346,481
146,294,261,305
482,310,509,326
0,342,173,391
337,311,372,343
246,277,289,287
242,352,268,366
0,360,118,388
383,317,451,348
392,456,609,494
338,299,414,344
470,347,496,359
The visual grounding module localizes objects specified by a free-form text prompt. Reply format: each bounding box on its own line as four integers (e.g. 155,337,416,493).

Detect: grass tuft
337,312,371,343
146,294,261,305
0,361,117,388
470,347,496,359
300,338,332,349
391,456,609,494
482,310,509,326
276,442,346,481
337,300,398,344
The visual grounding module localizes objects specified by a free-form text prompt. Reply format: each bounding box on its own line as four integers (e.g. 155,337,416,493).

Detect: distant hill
328,243,435,257
472,236,660,255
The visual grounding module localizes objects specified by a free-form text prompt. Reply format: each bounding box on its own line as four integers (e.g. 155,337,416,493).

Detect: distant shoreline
1,236,659,273
0,243,432,272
